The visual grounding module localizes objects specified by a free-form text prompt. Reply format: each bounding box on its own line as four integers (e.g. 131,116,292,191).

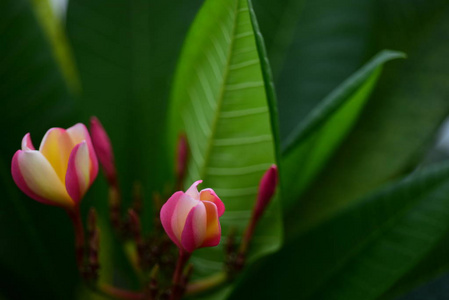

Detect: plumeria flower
11,123,98,211
160,180,225,253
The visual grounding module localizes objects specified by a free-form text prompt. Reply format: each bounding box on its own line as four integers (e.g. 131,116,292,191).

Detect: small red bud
90,116,117,186
254,165,278,221
239,165,278,257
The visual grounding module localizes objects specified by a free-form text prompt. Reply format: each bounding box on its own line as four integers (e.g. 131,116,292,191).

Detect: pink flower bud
254,165,278,221
160,180,225,253
11,124,98,210
89,117,117,185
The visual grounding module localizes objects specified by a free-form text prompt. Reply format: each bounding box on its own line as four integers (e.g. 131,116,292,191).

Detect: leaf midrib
198,0,244,180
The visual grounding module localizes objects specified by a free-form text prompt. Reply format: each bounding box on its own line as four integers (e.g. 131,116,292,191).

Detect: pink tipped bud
239,165,278,256
254,165,278,221
176,134,189,183
89,117,117,186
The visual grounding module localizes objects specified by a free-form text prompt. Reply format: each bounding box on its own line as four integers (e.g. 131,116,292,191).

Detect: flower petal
39,128,74,183
171,194,200,242
160,191,184,248
21,133,35,150
181,203,207,252
67,123,98,185
185,180,202,199
201,201,221,248
66,142,91,204
200,188,225,216
12,150,73,208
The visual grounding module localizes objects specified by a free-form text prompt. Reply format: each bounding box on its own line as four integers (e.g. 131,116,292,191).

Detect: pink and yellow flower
160,180,225,253
11,123,98,210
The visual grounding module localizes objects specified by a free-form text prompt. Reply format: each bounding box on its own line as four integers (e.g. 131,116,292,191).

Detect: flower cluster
10,119,278,300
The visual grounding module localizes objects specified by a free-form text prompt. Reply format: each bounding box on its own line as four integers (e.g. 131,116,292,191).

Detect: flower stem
186,272,227,295
68,207,85,271
171,249,191,300
239,213,257,255
97,283,144,300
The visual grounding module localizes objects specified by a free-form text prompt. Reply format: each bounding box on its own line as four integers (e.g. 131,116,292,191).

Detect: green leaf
380,232,449,299
247,0,282,169
168,0,281,289
281,50,404,210
231,161,449,300
286,1,449,237
0,0,78,298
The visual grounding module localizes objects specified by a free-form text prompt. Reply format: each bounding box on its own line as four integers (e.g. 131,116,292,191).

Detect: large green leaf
168,0,281,286
0,0,79,298
281,50,404,209
231,161,449,299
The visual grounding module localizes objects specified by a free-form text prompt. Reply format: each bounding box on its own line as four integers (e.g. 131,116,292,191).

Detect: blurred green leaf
380,232,449,299
254,0,374,139
281,50,404,209
232,161,449,300
0,0,79,298
30,0,80,91
281,0,449,237
394,272,449,300
167,0,282,295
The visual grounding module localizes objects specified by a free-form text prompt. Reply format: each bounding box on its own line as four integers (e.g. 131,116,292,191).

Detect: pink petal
12,150,72,209
201,201,221,248
181,203,207,252
185,180,202,199
200,188,225,216
67,123,98,185
160,191,184,248
21,133,35,150
65,142,91,204
171,194,200,241
39,128,74,183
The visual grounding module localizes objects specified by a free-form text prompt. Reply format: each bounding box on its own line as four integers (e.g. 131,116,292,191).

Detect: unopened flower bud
89,117,117,186
254,165,278,221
